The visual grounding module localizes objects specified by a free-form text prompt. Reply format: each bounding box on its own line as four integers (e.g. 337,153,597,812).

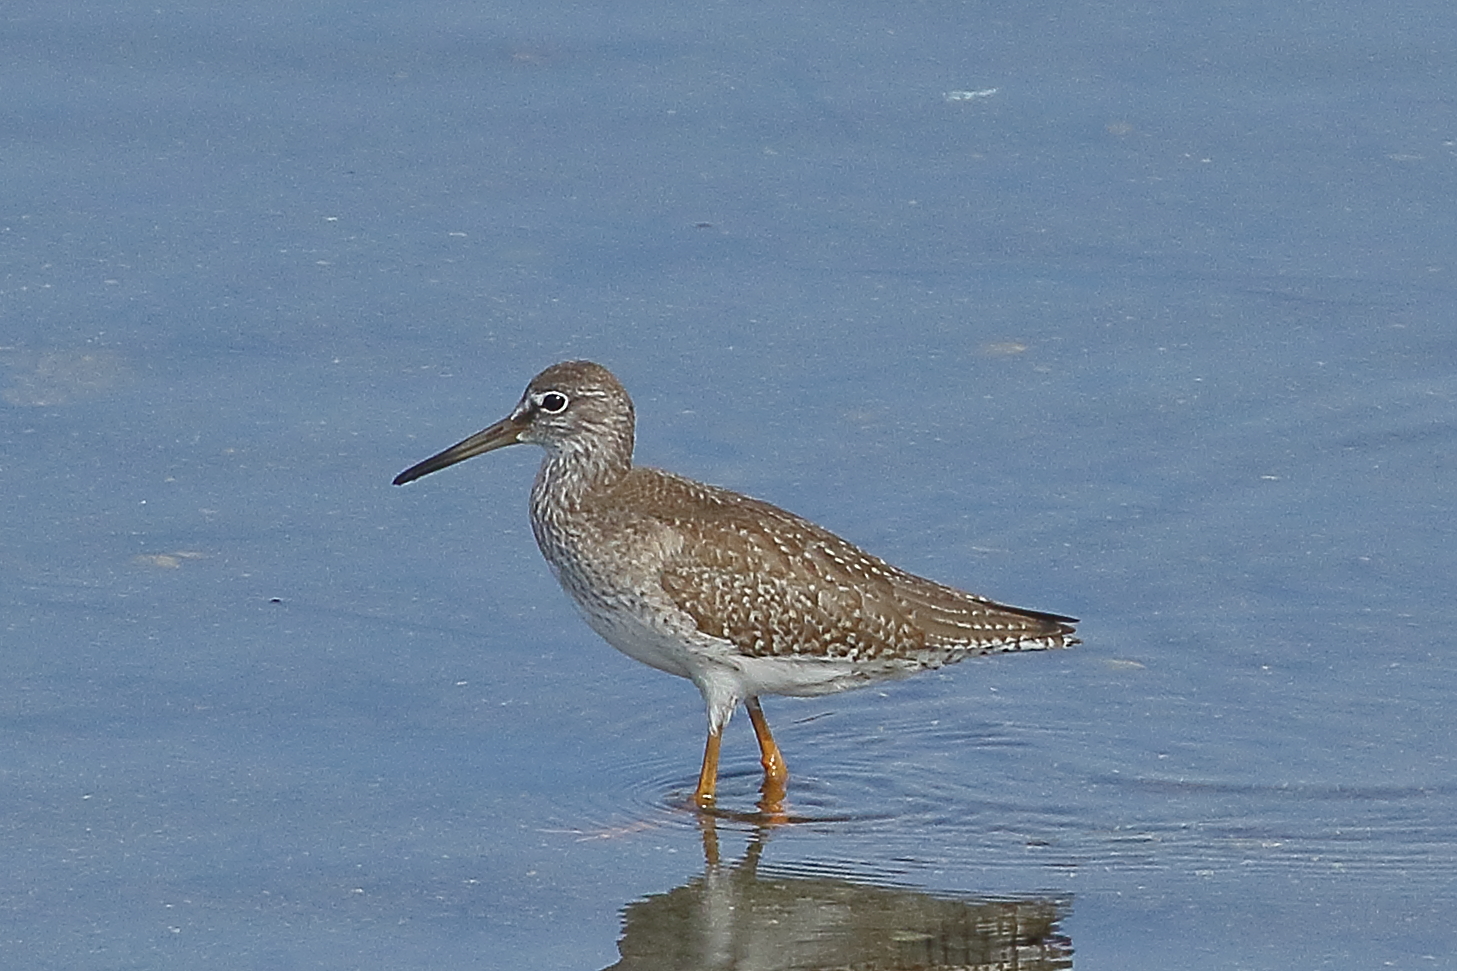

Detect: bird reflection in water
602,816,1072,971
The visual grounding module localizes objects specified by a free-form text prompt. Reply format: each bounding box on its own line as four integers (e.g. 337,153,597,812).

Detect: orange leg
746,697,788,810
693,727,722,808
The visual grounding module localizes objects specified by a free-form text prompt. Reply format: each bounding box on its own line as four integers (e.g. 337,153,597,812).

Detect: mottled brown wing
639,472,1077,662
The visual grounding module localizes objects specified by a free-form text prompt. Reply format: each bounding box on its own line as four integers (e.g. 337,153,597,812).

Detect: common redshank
394,361,1077,812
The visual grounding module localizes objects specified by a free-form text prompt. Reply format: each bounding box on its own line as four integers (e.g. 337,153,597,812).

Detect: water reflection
604,818,1072,970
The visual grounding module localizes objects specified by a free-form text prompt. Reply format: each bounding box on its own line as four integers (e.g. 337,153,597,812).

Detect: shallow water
4,0,1456,968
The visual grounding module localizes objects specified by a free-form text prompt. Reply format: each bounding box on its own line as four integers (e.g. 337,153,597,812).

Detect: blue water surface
3,1,1455,968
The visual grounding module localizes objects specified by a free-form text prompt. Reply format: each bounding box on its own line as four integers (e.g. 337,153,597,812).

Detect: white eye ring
536,391,569,414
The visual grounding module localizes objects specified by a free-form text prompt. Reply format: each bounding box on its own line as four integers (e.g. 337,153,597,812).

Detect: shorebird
394,361,1077,813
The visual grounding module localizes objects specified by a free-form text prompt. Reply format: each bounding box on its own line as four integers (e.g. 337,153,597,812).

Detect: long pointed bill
392,411,529,485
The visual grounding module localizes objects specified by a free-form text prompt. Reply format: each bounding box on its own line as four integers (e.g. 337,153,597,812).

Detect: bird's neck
530,434,632,515
528,436,632,576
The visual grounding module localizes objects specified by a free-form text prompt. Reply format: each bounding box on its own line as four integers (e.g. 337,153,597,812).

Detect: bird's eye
537,391,569,414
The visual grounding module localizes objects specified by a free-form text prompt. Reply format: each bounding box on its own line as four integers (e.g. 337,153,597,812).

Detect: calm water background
4,1,1455,967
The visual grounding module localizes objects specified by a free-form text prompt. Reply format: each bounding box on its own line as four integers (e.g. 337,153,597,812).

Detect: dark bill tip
392,415,527,486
